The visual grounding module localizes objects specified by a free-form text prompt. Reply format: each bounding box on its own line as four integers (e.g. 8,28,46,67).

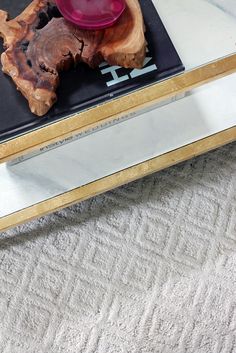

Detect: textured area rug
0,142,236,353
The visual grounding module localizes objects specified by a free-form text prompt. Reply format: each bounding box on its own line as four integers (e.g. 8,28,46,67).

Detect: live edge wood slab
0,0,146,116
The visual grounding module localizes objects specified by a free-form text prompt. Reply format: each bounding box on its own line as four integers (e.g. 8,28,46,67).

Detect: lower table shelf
0,73,236,232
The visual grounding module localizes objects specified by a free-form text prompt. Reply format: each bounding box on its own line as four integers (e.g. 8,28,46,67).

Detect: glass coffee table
0,0,236,232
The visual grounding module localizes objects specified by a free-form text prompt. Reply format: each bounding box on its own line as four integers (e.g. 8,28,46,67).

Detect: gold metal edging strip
1,54,236,163
0,126,235,233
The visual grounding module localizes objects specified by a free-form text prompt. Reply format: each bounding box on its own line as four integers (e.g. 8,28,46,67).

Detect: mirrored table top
0,0,236,158
154,0,236,70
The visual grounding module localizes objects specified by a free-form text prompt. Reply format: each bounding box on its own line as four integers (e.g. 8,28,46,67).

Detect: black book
0,0,184,142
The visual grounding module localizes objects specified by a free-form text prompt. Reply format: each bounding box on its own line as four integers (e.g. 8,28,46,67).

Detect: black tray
0,0,184,142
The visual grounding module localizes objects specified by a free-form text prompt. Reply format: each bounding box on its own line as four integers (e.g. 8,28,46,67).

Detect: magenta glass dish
55,0,126,30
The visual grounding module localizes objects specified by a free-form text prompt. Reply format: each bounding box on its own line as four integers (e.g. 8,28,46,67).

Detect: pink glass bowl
55,0,126,30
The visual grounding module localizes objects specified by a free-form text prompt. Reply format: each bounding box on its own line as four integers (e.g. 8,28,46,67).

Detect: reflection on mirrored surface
0,73,236,218
154,0,236,69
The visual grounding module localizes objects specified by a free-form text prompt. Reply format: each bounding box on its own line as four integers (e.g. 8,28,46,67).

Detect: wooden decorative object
0,0,146,116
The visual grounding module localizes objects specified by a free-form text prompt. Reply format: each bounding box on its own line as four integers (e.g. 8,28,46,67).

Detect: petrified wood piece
0,0,146,116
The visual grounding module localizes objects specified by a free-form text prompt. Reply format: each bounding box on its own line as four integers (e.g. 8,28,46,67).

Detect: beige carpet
0,142,236,353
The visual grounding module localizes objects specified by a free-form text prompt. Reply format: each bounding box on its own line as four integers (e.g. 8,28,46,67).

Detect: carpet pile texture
0,142,236,353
